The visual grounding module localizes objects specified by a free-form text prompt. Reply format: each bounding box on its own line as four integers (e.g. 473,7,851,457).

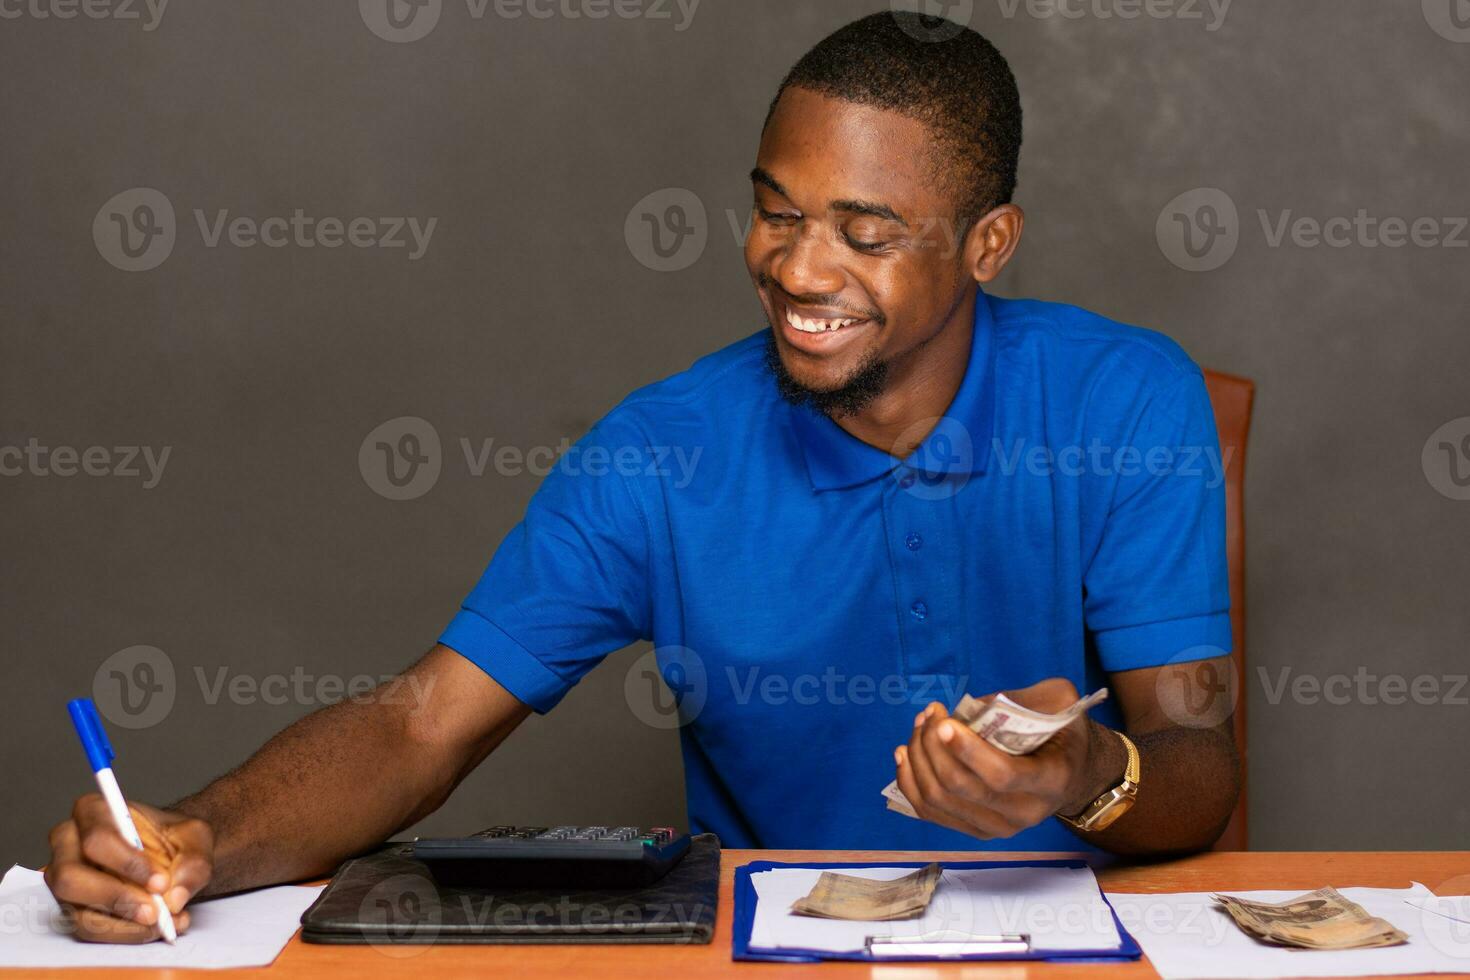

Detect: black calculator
412,825,691,887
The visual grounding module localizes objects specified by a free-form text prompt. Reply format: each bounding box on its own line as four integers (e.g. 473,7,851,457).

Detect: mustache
756,273,885,325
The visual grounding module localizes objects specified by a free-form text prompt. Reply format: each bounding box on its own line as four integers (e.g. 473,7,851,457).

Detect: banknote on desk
882,689,1109,818
790,863,943,920
1214,887,1409,950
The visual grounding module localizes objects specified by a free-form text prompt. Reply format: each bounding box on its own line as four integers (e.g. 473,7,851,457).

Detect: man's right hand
45,795,214,943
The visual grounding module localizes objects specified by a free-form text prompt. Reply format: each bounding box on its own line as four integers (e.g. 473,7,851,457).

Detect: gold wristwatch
1057,731,1140,833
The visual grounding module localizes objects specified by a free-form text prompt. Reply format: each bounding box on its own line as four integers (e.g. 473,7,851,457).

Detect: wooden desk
36,851,1470,979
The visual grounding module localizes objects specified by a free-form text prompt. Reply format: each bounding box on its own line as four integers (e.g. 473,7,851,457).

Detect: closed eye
844,234,890,254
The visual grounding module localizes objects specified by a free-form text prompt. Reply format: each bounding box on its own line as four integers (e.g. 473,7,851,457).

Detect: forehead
756,87,946,216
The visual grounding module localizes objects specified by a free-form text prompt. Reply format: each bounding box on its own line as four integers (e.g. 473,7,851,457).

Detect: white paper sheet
0,865,324,969
1106,884,1470,979
747,863,1123,955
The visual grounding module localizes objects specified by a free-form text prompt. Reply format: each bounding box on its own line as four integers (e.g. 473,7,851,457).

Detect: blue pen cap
68,698,115,772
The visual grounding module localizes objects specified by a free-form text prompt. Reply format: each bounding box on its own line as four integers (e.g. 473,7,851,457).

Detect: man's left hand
893,677,1118,840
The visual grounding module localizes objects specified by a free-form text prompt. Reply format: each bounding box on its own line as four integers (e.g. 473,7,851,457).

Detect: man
45,12,1239,942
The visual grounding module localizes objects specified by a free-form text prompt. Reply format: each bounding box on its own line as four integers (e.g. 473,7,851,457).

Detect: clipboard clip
865,932,1032,958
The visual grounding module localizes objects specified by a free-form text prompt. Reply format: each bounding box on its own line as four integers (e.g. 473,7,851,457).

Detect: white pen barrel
94,766,177,943
94,767,146,851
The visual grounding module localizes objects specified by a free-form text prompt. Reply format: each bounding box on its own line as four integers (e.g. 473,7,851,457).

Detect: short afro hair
766,11,1022,232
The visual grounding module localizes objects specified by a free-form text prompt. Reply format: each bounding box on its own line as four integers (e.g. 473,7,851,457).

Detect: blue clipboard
732,858,1143,963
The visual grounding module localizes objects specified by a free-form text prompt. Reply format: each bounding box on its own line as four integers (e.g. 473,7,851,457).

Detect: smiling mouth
783,308,867,334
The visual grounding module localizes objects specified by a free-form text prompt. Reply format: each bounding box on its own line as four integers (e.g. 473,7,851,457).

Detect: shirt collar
787,287,997,492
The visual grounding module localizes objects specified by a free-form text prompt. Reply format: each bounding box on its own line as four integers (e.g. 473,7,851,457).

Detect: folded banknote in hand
882,689,1108,819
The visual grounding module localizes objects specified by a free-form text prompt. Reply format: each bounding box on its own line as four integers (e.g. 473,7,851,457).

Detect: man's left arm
895,658,1240,856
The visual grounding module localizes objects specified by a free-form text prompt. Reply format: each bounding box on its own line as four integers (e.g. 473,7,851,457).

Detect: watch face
1089,794,1137,832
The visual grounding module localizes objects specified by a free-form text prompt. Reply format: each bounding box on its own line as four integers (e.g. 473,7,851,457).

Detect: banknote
881,689,1109,819
1214,887,1408,950
790,863,943,920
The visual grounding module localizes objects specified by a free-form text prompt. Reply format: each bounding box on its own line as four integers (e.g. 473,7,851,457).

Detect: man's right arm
45,644,529,943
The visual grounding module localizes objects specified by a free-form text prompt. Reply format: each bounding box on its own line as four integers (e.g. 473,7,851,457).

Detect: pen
67,698,178,944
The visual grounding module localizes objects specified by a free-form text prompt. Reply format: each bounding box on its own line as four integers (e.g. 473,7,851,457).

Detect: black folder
299,832,719,945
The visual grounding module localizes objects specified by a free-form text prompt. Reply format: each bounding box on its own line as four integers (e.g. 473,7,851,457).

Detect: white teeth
785,309,857,334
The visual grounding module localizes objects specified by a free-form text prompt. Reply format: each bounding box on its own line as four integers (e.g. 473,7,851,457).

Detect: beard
764,333,888,418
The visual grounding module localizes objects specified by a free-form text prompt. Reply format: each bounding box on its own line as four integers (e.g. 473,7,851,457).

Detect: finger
912,702,947,728
1002,677,1080,714
45,860,163,926
131,806,181,867
161,818,214,908
947,722,1050,795
915,721,1022,837
72,796,164,891
907,720,1015,836
894,746,980,838
165,855,211,912
49,822,154,924
65,903,178,945
922,718,1004,806
906,713,948,807
80,824,164,892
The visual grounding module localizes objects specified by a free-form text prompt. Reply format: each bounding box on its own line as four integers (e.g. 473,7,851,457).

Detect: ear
961,204,1025,284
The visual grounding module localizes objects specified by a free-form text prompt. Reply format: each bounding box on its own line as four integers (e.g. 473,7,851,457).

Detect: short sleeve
439,423,653,712
1084,369,1233,671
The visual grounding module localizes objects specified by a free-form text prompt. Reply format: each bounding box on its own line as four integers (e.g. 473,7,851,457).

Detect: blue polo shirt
440,287,1231,851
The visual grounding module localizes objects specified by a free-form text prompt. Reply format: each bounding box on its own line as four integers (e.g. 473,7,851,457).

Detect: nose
771,223,844,300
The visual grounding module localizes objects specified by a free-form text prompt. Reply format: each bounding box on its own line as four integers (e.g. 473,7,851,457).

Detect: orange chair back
1202,369,1254,850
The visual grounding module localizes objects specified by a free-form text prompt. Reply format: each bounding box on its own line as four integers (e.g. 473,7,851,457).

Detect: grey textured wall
3,0,1468,868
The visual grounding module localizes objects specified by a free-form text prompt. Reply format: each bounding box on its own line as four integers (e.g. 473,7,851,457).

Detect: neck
833,288,976,459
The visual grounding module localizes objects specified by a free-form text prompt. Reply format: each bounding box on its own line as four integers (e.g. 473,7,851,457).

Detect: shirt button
897,470,916,489
909,600,928,621
905,532,923,551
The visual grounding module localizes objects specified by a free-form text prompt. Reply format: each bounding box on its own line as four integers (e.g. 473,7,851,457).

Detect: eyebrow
749,167,909,227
